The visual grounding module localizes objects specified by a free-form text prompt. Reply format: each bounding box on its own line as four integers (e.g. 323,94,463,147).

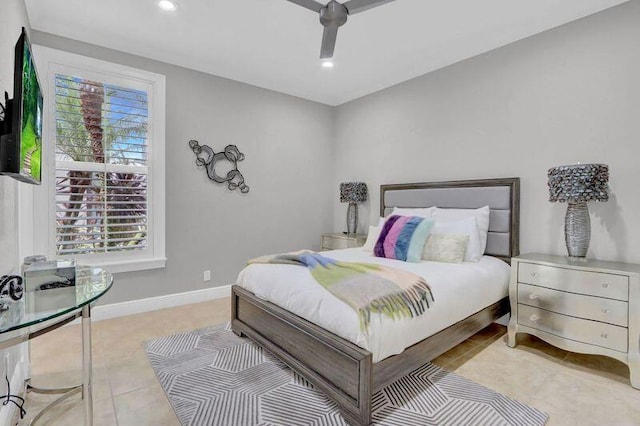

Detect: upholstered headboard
380,178,520,261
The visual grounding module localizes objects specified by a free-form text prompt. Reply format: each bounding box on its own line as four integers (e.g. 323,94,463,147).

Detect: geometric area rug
145,323,548,426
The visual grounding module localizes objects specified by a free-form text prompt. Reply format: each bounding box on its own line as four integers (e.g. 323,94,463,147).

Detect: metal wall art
188,140,249,193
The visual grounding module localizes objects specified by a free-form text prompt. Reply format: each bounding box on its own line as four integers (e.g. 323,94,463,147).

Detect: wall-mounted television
0,27,43,185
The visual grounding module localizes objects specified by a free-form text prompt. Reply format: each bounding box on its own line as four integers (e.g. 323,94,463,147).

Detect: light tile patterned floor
18,298,640,425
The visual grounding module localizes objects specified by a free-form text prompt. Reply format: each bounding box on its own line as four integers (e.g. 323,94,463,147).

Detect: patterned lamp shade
340,182,368,203
548,164,609,203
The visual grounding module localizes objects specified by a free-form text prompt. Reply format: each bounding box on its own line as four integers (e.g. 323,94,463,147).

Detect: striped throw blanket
248,251,434,330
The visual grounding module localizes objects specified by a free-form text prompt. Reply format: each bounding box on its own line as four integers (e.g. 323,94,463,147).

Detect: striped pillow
374,215,434,262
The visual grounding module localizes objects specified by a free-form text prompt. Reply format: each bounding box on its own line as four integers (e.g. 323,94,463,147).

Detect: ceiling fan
285,0,396,59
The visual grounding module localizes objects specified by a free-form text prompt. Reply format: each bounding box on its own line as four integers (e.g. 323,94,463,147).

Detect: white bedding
236,248,510,362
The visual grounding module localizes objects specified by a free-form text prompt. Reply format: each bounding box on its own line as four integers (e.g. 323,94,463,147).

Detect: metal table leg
25,306,93,425
28,385,82,425
82,304,93,426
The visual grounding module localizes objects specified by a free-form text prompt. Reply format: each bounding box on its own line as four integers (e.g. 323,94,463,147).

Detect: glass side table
0,266,113,425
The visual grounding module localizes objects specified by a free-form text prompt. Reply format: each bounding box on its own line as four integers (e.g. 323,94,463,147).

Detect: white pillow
432,206,490,254
392,207,435,218
423,234,470,263
423,217,482,262
362,217,385,252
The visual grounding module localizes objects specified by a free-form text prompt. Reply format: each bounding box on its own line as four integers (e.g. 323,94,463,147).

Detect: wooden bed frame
231,178,520,425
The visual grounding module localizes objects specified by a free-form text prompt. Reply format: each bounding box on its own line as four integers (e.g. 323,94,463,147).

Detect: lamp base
565,201,590,258
346,203,358,235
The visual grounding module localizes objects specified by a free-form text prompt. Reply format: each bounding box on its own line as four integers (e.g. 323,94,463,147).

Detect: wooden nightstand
507,253,640,389
321,233,366,251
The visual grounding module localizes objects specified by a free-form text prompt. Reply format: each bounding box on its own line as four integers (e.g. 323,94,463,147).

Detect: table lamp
340,182,367,235
547,164,609,258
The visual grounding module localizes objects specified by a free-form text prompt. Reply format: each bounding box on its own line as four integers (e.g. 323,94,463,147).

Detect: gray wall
31,31,335,305
333,1,640,264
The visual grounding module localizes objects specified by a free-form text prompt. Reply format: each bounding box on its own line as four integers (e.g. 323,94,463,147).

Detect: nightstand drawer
322,236,349,250
518,262,629,301
321,236,352,250
517,283,628,327
321,233,366,251
518,304,628,353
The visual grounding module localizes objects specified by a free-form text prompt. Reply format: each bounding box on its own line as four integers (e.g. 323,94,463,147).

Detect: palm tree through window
54,74,148,255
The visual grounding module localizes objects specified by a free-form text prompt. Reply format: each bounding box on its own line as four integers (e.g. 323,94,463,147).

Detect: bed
231,178,520,425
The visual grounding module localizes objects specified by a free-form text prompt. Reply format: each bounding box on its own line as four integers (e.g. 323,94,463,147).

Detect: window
34,47,166,273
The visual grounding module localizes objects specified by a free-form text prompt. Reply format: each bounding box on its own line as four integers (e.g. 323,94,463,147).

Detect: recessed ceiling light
158,0,177,11
321,60,334,69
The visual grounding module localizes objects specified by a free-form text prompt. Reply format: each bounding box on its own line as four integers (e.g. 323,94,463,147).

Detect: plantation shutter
54,74,149,255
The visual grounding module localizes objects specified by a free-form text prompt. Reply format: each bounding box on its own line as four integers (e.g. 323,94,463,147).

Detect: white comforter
236,248,510,362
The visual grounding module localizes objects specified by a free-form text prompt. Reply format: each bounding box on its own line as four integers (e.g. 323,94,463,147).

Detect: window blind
54,74,149,256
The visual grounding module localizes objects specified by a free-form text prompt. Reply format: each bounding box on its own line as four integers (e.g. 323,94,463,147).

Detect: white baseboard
91,285,231,322
0,350,28,426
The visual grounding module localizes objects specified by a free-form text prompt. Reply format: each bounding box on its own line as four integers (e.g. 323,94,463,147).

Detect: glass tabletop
0,266,113,336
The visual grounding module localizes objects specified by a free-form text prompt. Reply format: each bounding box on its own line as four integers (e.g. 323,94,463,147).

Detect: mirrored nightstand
321,233,366,251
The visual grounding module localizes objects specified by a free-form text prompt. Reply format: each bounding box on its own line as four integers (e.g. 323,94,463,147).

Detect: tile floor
17,298,640,425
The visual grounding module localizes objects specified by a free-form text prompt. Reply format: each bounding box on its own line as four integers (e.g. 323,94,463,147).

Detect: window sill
82,257,167,274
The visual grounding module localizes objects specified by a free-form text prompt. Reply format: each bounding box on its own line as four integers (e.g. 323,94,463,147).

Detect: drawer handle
528,294,539,300
529,314,540,322
602,309,609,315
530,272,539,278
601,333,608,339
602,283,610,288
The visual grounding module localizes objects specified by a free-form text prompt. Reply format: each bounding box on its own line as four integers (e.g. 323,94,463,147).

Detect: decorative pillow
361,217,385,252
423,217,481,262
374,215,434,262
362,225,381,252
392,207,435,218
422,234,470,263
432,206,490,254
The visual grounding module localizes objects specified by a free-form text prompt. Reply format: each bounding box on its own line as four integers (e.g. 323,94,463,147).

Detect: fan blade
342,0,395,15
285,0,324,13
320,26,339,59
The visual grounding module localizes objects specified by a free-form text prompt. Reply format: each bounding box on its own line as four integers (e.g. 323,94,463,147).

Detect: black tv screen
0,28,43,184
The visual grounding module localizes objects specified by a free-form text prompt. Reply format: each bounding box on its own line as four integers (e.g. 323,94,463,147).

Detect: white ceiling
25,0,627,106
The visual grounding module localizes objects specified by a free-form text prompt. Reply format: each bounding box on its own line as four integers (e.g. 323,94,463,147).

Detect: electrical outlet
203,270,211,282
